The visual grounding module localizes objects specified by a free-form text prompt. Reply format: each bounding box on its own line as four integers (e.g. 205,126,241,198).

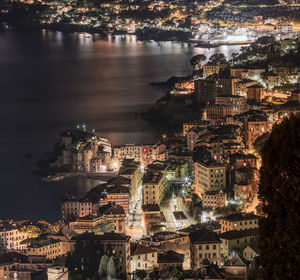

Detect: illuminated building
234,79,256,96
143,172,166,205
157,250,184,270
182,120,209,137
229,152,257,169
218,213,259,233
194,160,226,194
71,232,131,278
113,144,142,163
61,196,98,221
244,115,269,148
142,204,166,235
223,254,248,279
0,253,50,280
219,228,259,258
206,104,235,120
189,228,222,268
243,243,260,262
119,159,142,204
246,84,266,102
186,127,208,151
230,68,247,79
27,239,70,260
69,203,126,234
0,222,28,251
130,244,158,273
203,63,225,77
47,267,69,280
100,185,130,215
194,79,217,104
141,144,154,167
201,191,227,209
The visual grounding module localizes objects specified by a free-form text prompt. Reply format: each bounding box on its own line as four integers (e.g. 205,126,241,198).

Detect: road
126,184,145,239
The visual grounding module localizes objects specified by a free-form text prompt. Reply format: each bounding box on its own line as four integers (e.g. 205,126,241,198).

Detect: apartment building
71,232,131,278
189,228,222,268
194,160,226,194
27,239,70,260
100,184,130,215
0,223,28,251
130,244,157,273
61,196,98,221
201,191,227,209
244,115,269,148
114,144,142,163
143,172,167,205
218,213,260,233
247,84,266,102
219,228,259,258
119,159,142,203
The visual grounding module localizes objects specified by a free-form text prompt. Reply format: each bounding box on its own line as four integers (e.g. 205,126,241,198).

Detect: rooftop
142,204,161,212
157,250,184,263
219,228,259,240
224,254,247,267
220,213,260,222
246,242,260,255
98,203,125,216
189,228,221,244
0,252,28,265
106,184,129,194
72,232,130,242
143,172,164,185
107,176,131,186
130,243,157,256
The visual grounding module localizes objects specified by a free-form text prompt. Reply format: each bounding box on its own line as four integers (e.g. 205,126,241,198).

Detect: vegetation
190,54,207,70
209,53,226,63
258,115,300,280
65,239,104,280
214,204,241,218
188,193,202,222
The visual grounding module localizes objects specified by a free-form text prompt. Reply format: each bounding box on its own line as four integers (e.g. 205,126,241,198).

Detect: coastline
41,171,117,183
1,22,252,46
1,22,193,43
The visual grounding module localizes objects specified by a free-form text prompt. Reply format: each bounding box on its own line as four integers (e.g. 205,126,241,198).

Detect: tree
209,53,226,63
107,256,117,279
135,269,147,280
190,54,207,70
98,255,109,279
231,52,239,60
65,239,104,279
248,256,260,280
259,115,300,280
255,36,276,47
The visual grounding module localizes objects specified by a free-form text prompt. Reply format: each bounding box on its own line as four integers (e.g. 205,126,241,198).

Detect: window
199,253,202,258
237,239,240,244
206,245,209,250
213,253,216,258
213,245,216,250
199,245,202,250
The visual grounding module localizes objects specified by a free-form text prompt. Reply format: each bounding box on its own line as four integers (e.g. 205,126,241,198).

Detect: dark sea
0,30,242,222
